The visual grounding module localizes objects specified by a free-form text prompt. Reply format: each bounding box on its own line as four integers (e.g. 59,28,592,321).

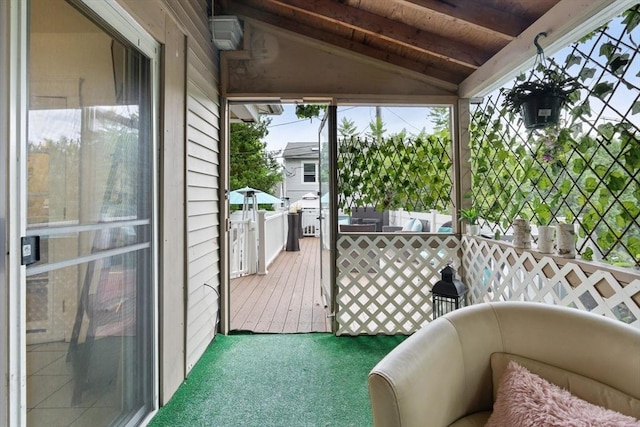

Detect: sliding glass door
24,0,157,425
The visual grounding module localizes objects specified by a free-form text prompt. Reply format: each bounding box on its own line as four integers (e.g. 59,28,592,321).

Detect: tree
338,117,358,138
366,117,387,142
428,107,450,133
229,118,282,193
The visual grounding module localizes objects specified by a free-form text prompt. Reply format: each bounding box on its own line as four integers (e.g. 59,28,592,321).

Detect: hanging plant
501,33,580,130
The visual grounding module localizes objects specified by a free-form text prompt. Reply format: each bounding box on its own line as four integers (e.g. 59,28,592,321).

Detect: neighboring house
282,142,320,204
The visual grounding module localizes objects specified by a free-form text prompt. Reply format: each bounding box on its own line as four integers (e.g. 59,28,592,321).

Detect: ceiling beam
222,2,469,87
398,0,527,40
238,0,492,69
459,0,638,98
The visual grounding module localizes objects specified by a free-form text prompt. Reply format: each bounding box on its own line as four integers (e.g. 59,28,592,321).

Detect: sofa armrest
369,319,471,427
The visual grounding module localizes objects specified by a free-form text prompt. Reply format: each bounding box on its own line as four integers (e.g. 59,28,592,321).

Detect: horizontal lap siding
186,75,220,372
166,0,221,372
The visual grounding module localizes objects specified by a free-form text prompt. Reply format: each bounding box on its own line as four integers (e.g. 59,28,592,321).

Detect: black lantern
432,264,467,319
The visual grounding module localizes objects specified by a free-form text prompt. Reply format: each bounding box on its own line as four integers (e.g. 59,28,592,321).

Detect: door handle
21,236,41,265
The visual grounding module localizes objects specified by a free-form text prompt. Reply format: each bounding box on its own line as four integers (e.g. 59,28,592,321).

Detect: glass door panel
26,0,154,425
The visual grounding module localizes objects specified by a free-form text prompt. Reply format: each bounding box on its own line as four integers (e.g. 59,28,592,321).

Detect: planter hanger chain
533,32,548,68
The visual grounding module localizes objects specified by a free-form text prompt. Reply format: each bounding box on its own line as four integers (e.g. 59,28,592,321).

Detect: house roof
217,0,631,97
282,142,319,159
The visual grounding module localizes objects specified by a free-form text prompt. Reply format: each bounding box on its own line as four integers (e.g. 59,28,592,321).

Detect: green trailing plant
501,68,580,115
337,130,452,214
532,200,553,226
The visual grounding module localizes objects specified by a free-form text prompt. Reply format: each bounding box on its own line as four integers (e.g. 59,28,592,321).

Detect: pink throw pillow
485,361,640,427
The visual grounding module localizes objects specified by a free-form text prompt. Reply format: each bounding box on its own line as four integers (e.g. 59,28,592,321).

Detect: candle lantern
432,264,467,319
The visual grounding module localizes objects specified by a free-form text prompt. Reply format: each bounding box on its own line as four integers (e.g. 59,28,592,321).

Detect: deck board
231,237,330,333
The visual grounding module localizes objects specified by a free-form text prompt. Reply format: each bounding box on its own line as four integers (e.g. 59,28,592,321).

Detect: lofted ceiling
216,0,634,98
217,0,562,91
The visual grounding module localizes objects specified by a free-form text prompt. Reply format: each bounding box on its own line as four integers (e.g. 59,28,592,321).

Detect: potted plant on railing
459,207,480,236
501,68,580,130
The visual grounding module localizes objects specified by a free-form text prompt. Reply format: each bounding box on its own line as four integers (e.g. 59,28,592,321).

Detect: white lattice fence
336,233,460,335
461,236,640,328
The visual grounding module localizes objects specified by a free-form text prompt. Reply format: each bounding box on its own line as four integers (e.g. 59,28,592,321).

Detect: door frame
7,0,27,424
220,99,336,333
318,105,338,332
7,0,161,424
1,1,9,424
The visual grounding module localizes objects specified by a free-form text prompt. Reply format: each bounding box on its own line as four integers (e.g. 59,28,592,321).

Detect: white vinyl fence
230,209,288,278
230,219,253,278
301,208,320,236
257,210,287,274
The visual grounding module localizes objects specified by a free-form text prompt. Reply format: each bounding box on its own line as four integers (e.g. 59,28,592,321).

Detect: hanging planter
501,33,579,130
519,91,564,129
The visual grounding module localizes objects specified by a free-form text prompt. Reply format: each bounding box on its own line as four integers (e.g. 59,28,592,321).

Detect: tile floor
27,341,120,427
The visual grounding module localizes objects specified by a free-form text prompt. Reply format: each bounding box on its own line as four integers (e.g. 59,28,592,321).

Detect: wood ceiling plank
241,0,492,69
223,1,472,86
397,0,528,39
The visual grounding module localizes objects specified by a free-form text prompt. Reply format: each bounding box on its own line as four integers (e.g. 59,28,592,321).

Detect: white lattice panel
461,237,640,328
336,233,460,335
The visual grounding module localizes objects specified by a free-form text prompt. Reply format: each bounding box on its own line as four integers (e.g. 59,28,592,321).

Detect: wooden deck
230,237,331,333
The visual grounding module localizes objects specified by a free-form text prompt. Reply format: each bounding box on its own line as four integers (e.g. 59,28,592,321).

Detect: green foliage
295,104,327,120
337,131,452,214
469,4,640,267
501,68,580,113
366,117,387,142
229,119,282,194
338,117,359,138
428,107,450,132
532,200,552,226
459,207,480,225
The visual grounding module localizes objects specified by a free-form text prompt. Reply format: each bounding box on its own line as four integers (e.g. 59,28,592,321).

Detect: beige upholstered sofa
368,302,640,427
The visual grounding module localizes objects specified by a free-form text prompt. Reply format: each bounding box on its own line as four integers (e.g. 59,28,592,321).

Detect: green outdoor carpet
149,333,406,427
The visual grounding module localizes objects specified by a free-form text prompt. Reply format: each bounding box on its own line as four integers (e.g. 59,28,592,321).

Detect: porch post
452,98,471,233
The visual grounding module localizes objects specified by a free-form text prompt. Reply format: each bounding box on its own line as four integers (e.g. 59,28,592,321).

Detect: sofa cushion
401,218,423,232
447,411,491,427
491,353,640,419
485,361,640,426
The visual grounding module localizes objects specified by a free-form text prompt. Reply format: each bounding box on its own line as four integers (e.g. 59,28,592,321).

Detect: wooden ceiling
217,0,562,90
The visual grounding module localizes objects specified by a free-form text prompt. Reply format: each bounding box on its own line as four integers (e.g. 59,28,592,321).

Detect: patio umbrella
230,186,283,220
229,187,283,204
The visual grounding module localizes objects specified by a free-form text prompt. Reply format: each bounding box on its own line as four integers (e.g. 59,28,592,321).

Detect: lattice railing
461,236,640,328
335,234,640,334
335,233,459,335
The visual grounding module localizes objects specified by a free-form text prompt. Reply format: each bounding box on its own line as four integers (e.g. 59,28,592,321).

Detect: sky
262,105,439,156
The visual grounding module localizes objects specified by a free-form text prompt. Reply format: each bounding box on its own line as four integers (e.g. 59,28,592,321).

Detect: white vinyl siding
185,69,220,371
283,158,321,203
164,0,221,372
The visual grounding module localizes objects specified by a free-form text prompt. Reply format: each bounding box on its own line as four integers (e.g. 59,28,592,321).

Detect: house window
303,162,317,183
